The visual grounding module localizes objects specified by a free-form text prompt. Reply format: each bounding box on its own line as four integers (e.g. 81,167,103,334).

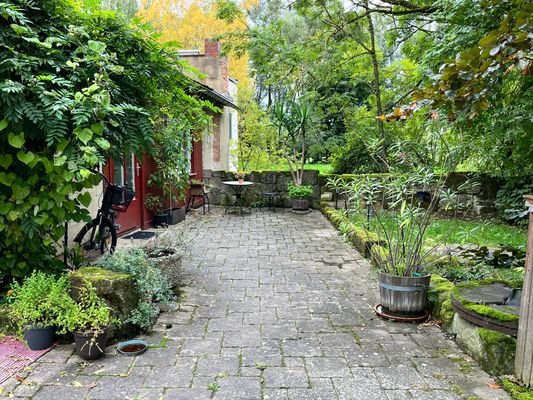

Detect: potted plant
287,183,314,211
60,280,113,360
234,171,245,184
351,169,455,318
144,193,171,227
8,272,73,350
147,120,192,226
144,226,192,288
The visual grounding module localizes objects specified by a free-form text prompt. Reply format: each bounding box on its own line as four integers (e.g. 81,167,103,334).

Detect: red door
105,155,143,234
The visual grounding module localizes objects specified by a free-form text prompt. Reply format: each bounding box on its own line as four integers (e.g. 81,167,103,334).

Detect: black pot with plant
8,272,74,350
59,280,113,360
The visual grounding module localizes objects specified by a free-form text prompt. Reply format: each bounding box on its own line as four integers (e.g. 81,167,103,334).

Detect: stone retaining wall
203,169,322,208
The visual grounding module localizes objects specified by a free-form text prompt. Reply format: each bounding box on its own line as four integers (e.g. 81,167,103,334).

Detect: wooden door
106,154,142,234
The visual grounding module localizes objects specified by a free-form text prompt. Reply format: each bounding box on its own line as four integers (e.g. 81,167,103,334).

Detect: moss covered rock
429,275,455,327
451,314,516,375
70,267,138,340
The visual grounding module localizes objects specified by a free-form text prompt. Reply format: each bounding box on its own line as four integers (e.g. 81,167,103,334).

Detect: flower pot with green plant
59,280,113,360
8,272,74,350
350,169,458,318
146,120,194,226
287,183,314,211
234,171,246,183
144,193,170,227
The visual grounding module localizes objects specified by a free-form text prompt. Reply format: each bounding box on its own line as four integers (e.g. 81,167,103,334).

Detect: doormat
123,231,155,240
0,336,54,384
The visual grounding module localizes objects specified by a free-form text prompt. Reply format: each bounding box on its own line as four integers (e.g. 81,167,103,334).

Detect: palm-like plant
271,98,314,186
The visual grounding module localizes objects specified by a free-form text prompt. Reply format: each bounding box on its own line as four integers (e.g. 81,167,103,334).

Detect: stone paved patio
0,209,510,399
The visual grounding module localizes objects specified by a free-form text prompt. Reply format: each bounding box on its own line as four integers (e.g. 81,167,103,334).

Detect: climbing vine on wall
0,0,212,279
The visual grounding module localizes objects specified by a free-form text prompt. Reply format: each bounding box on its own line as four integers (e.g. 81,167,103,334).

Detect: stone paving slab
0,209,510,399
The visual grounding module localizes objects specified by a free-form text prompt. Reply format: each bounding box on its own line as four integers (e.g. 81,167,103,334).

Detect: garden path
0,209,509,399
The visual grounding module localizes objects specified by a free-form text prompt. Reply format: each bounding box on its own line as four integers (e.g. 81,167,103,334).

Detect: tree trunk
515,195,533,385
366,8,388,172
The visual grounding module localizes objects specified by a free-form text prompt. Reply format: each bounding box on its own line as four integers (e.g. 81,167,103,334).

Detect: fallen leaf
15,375,24,382
86,382,97,389
0,387,4,395
72,381,83,387
488,382,501,389
94,368,106,374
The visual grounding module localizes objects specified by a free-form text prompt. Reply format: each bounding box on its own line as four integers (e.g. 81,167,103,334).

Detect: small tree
271,98,314,186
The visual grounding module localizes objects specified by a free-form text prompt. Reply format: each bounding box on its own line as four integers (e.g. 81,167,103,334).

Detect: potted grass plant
8,272,73,350
351,169,455,318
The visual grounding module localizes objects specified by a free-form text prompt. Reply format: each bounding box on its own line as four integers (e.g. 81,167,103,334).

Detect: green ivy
0,1,212,279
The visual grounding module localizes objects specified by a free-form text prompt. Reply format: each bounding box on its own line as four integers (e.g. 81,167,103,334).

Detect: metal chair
259,174,282,211
186,181,210,214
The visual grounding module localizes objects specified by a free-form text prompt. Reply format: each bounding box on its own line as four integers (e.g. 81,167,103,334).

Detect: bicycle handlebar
89,168,111,186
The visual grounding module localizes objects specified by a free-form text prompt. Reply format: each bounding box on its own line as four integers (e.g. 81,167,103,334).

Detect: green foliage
144,193,165,214
349,169,452,276
97,248,173,331
8,271,74,333
58,280,112,334
495,177,533,225
232,87,280,171
499,377,533,400
271,98,316,185
0,0,211,279
287,183,313,200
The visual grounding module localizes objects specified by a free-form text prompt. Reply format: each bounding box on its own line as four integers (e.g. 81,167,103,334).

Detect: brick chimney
204,39,221,57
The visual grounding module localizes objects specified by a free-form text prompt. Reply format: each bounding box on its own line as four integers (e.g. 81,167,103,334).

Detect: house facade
67,39,238,241
180,39,239,175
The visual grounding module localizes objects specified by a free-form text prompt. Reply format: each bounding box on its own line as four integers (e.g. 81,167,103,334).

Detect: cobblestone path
1,210,509,399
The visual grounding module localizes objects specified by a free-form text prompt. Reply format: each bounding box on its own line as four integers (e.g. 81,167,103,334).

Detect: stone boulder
69,267,139,340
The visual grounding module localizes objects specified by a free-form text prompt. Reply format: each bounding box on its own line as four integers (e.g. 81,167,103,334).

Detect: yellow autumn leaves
137,0,256,88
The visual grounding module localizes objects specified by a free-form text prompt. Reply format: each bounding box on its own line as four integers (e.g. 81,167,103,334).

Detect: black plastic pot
152,208,186,227
73,327,109,360
24,325,55,350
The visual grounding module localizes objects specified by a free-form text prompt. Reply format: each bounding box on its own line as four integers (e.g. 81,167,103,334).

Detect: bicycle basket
103,184,136,212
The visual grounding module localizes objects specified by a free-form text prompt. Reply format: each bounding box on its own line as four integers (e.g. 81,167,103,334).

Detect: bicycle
73,170,135,259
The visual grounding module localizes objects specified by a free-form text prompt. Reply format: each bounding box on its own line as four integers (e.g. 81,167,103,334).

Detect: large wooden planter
379,272,431,317
291,199,309,211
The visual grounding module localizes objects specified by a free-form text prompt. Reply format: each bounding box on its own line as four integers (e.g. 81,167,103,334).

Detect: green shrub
97,248,173,331
495,176,533,225
58,280,112,335
8,272,75,334
287,183,314,199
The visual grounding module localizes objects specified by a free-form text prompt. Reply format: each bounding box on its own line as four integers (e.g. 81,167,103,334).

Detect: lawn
349,211,527,248
253,162,333,175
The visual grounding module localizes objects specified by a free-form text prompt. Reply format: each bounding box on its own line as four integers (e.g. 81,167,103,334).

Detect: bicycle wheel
74,217,117,260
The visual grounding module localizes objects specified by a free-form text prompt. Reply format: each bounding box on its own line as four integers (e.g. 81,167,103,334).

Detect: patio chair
259,174,282,211
186,181,210,214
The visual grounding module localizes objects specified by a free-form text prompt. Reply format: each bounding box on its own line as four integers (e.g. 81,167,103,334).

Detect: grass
349,211,527,248
250,162,332,174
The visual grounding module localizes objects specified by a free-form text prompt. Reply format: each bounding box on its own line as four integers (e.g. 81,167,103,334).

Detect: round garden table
223,181,254,214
